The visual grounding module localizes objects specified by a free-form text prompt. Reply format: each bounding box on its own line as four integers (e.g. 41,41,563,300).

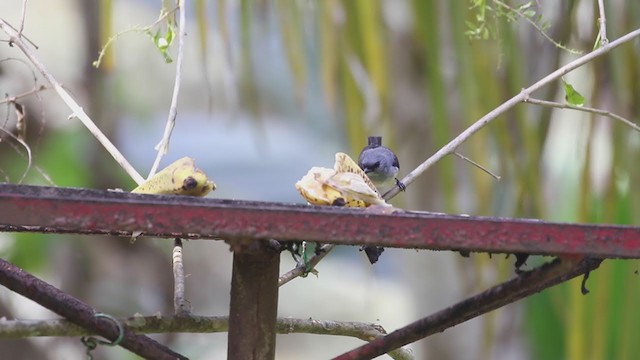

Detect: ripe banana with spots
132,157,215,196
295,152,389,207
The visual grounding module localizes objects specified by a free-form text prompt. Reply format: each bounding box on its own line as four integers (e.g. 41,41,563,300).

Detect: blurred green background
1,0,639,359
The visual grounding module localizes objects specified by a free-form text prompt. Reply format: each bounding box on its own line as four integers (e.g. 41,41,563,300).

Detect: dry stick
0,85,50,105
0,316,414,360
0,128,53,185
18,0,27,36
597,0,609,46
453,151,501,180
383,27,640,201
0,8,37,49
148,0,187,178
0,258,187,360
333,257,603,360
279,244,335,287
172,238,191,316
0,127,31,183
0,19,145,185
523,97,640,131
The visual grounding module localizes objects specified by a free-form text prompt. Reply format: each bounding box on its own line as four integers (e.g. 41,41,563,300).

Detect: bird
357,136,404,264
357,136,405,192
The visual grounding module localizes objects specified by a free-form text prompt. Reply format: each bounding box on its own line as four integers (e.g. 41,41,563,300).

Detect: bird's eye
371,161,380,170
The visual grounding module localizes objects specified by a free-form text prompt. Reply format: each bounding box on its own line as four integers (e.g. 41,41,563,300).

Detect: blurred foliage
1,0,640,359
1,128,90,271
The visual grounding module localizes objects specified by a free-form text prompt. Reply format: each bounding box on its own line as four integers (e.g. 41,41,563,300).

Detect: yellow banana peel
295,152,389,208
132,157,215,197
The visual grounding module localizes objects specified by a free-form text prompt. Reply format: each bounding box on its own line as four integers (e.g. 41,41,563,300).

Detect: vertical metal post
227,240,280,360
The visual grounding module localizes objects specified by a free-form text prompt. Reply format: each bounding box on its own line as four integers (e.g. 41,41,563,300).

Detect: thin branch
0,127,53,184
0,85,50,105
597,0,609,46
148,0,186,178
0,126,31,183
493,0,582,55
453,151,501,180
0,14,37,49
18,0,27,36
383,27,640,200
0,258,187,359
279,244,335,287
172,238,191,316
0,57,48,156
523,97,640,131
334,257,603,360
0,18,145,185
0,315,413,360
93,6,179,68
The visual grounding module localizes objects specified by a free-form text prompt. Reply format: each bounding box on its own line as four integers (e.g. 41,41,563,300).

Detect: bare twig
0,126,31,183
383,27,640,200
0,57,48,155
18,0,27,36
0,128,53,184
334,257,603,360
597,0,609,46
93,6,179,68
493,0,582,55
0,315,413,360
0,258,187,359
0,18,145,185
279,244,335,287
453,152,501,180
0,85,50,105
148,0,186,178
172,238,191,316
523,97,640,131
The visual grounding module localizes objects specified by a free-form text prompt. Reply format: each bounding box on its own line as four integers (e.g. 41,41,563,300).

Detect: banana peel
132,157,215,196
295,152,389,208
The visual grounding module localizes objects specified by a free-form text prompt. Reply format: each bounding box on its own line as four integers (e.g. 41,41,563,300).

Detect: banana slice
295,153,389,207
132,157,215,196
295,167,346,206
334,152,380,196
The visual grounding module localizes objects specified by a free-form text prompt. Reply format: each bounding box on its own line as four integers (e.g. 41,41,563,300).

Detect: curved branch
383,27,640,200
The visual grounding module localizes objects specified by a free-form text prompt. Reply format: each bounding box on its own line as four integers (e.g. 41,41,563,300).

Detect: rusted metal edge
1,184,640,257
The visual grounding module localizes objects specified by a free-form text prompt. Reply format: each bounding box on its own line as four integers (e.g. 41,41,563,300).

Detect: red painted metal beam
1,184,640,257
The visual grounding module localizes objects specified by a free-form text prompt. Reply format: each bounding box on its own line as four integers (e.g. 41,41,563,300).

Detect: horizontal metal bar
1,184,640,258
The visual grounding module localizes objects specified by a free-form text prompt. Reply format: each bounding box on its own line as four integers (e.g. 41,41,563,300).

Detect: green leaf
562,79,585,106
146,28,174,63
165,24,175,46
